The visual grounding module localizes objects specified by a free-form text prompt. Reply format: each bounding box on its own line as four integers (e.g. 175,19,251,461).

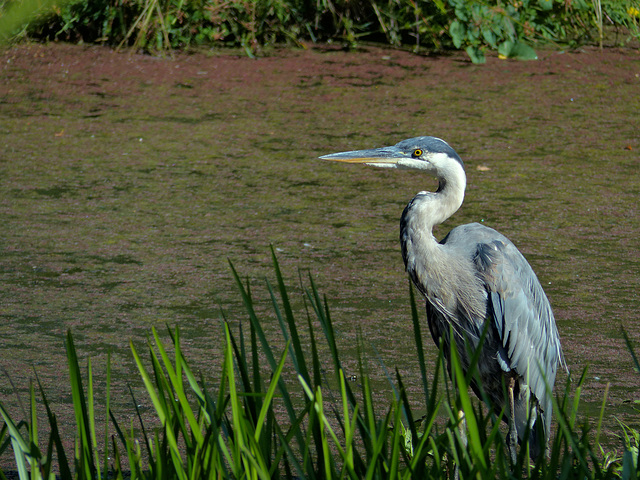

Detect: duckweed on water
0,44,639,465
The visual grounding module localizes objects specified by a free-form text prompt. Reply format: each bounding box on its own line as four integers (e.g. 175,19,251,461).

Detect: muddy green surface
0,42,639,463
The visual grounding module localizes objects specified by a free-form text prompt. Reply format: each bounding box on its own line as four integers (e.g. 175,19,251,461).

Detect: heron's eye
413,149,423,157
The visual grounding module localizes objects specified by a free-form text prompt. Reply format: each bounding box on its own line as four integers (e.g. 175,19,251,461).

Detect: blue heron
320,136,565,462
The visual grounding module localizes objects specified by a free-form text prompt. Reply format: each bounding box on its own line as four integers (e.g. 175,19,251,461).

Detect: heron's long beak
319,146,407,167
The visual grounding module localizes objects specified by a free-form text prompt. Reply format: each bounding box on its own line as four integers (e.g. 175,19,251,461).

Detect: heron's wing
473,238,564,408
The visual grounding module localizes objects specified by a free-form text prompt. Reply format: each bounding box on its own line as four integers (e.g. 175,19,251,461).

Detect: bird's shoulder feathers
442,222,565,408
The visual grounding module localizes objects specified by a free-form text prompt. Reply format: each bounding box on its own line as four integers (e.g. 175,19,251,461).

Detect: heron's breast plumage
400,197,488,330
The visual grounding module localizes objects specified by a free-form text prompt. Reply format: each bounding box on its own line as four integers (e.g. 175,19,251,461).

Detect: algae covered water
1,43,639,458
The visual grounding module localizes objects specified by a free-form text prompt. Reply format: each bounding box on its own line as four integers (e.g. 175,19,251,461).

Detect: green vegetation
1,251,639,479
0,0,639,62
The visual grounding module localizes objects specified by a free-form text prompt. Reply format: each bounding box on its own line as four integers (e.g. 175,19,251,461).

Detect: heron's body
321,136,565,462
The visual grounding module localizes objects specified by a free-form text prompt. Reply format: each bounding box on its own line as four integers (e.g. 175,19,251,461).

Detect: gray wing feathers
474,238,563,411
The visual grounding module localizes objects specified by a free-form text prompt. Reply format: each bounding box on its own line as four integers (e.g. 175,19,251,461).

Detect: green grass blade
65,330,96,477
622,328,640,374
228,259,305,450
228,259,277,370
129,339,185,475
305,275,362,428
255,340,290,441
0,422,8,459
267,277,302,376
361,371,377,451
409,397,442,473
27,381,42,476
152,327,204,445
227,321,261,426
396,369,418,451
270,247,310,382
364,408,392,480
570,366,588,429
339,369,357,475
248,310,264,421
299,376,341,479
107,408,126,457
409,282,430,403
102,351,111,477
86,358,103,480
224,322,249,476
450,336,487,471
389,400,403,480
0,402,30,479
595,382,610,447
297,269,323,392
35,374,72,479
305,278,341,373
152,326,179,392
549,374,588,468
125,384,154,467
178,351,210,424
269,400,315,478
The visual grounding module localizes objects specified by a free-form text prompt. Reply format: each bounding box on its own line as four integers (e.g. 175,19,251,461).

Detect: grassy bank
1,0,639,62
0,252,638,479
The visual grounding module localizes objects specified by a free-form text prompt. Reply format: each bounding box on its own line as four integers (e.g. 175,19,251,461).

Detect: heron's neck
405,170,466,237
400,165,472,314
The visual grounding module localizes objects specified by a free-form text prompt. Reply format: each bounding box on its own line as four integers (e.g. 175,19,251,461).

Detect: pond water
0,42,639,464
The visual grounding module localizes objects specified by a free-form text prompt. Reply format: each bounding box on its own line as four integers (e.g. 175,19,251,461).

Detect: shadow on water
0,43,639,464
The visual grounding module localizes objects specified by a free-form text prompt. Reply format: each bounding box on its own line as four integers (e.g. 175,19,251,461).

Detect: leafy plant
2,0,638,56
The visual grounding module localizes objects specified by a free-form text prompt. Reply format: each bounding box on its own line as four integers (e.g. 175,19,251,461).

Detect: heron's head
319,137,464,177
